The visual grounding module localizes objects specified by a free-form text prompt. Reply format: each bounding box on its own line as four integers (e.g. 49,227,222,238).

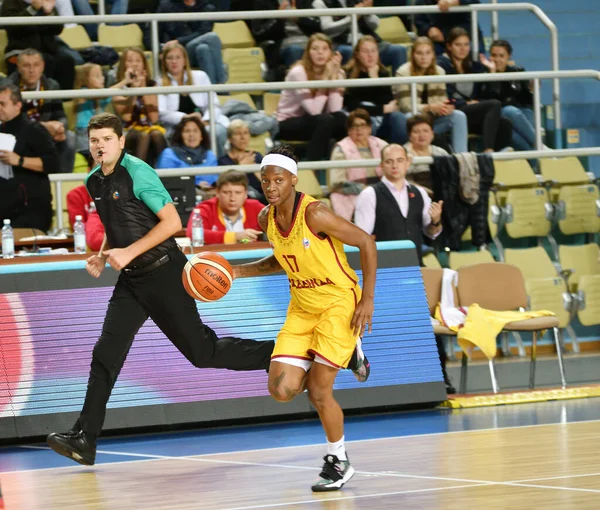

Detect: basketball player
232,146,376,492
46,113,275,466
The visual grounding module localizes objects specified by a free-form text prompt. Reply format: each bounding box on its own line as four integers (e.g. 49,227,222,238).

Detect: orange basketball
182,252,233,302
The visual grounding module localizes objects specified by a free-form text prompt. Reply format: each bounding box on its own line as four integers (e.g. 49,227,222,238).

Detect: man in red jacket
186,169,264,244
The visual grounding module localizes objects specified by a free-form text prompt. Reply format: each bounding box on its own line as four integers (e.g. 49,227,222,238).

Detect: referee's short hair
88,112,124,137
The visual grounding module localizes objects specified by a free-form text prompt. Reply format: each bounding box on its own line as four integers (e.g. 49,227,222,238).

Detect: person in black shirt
0,82,60,232
45,113,275,466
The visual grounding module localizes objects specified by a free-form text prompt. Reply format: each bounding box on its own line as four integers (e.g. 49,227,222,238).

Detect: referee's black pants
76,249,274,439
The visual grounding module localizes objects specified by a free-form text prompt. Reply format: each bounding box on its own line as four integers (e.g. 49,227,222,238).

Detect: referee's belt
123,253,171,275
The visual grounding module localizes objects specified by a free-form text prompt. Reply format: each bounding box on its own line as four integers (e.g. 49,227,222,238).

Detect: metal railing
21,69,600,160
49,146,600,232
2,3,562,137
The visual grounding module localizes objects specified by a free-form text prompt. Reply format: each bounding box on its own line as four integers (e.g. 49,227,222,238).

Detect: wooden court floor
2,419,600,509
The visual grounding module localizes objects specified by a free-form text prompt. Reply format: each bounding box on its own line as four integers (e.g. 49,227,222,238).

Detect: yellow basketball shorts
272,286,361,369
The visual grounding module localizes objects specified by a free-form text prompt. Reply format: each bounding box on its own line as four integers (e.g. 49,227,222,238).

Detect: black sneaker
311,454,355,492
47,430,96,466
347,337,370,383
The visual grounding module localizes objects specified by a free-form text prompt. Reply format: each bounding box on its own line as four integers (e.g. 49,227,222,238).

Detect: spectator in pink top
275,33,347,162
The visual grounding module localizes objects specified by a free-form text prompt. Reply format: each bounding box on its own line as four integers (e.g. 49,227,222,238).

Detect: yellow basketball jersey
267,193,359,314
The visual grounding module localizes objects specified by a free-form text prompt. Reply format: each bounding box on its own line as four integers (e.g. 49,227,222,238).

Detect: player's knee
268,381,301,403
306,385,331,410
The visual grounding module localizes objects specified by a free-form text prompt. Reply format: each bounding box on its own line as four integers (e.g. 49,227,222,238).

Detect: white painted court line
511,471,600,483
219,483,492,510
13,444,600,496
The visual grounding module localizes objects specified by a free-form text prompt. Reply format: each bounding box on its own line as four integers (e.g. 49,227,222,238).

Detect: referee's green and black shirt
85,151,177,269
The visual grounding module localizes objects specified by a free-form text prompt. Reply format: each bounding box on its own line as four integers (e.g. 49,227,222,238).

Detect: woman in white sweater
157,43,229,157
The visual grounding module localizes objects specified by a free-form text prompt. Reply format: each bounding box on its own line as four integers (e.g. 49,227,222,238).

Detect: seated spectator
8,49,75,174
250,0,294,82
185,169,264,244
480,40,538,151
0,82,60,232
71,0,129,41
66,186,105,251
1,0,77,90
438,28,512,153
297,0,407,74
157,43,229,157
415,0,486,57
328,109,386,221
156,116,219,186
157,0,226,85
113,48,167,165
394,37,468,153
74,63,124,153
275,33,347,162
344,35,407,144
218,119,265,201
330,109,386,186
404,114,449,189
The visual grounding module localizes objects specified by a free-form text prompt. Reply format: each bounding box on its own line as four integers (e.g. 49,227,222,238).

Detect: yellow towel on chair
435,303,555,359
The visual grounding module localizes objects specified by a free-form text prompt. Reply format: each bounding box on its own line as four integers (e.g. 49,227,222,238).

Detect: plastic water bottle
191,210,204,247
2,219,15,259
73,215,87,254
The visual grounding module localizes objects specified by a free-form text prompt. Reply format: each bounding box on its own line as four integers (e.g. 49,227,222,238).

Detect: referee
47,113,274,466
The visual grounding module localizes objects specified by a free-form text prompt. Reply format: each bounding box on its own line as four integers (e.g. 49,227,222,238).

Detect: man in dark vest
354,143,442,265
354,143,456,394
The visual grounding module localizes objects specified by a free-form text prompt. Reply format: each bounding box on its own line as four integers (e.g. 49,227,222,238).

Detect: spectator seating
59,25,94,50
504,246,578,353
222,47,265,95
296,170,324,198
448,249,495,271
98,23,145,52
559,244,600,327
213,20,255,49
376,16,412,46
0,30,8,75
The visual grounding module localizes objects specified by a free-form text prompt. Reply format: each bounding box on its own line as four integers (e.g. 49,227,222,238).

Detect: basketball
182,252,233,302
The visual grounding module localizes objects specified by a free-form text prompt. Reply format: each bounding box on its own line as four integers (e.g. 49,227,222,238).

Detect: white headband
260,153,298,176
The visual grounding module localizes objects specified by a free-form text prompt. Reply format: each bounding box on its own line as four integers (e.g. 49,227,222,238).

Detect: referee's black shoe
47,430,96,466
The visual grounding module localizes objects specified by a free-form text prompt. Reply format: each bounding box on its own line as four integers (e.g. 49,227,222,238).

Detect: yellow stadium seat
376,16,411,44
218,93,256,109
296,170,323,198
422,252,442,268
493,159,539,189
222,47,265,95
503,187,553,239
555,184,600,235
98,23,145,52
60,25,93,50
504,247,575,348
559,244,600,327
0,30,8,75
448,249,495,271
263,92,280,116
63,100,76,132
540,157,589,186
213,21,255,49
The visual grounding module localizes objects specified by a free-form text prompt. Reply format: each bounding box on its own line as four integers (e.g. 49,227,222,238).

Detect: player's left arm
306,202,377,336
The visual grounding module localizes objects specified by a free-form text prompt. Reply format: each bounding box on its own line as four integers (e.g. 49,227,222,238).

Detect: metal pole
98,0,106,16
471,10,479,58
491,0,499,40
208,94,218,155
55,181,64,232
151,20,160,81
533,78,543,150
410,82,418,115
351,14,359,48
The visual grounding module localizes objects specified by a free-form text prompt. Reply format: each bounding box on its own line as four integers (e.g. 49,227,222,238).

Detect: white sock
327,435,347,461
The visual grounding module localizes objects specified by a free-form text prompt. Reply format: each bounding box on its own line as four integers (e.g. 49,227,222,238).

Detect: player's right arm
231,206,283,279
86,234,109,278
